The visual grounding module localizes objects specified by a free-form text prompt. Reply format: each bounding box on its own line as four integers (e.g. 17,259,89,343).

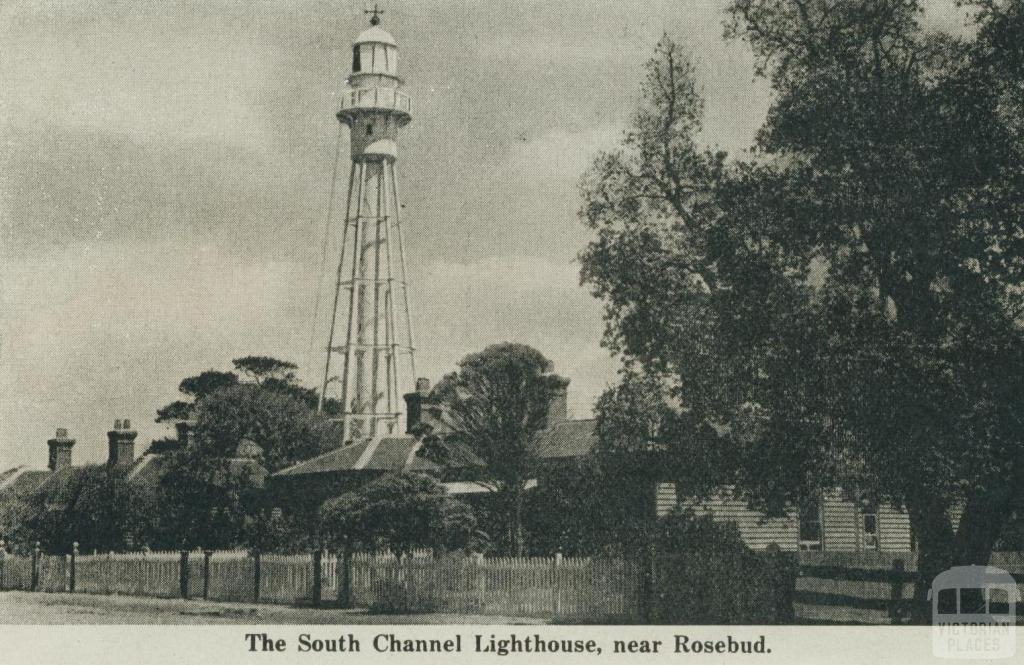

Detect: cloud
0,243,619,468
0,240,313,466
505,125,623,183
412,253,619,417
3,0,785,469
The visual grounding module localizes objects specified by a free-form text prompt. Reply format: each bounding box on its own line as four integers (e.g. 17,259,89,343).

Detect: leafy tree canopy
320,473,476,558
178,370,239,400
193,384,336,472
579,0,1024,616
232,356,298,385
417,343,565,555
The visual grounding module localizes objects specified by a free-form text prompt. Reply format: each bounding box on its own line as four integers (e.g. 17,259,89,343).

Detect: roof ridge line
353,435,386,471
275,442,351,475
0,465,29,491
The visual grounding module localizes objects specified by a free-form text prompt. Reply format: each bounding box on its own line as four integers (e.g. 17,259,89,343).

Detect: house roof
0,467,53,497
123,452,267,489
126,454,163,484
0,466,22,486
274,436,442,478
274,418,600,479
533,419,598,459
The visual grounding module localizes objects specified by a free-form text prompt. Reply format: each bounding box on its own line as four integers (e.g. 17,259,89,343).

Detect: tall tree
193,384,335,472
580,2,1024,620
155,357,316,424
155,369,239,423
417,343,564,555
152,447,255,550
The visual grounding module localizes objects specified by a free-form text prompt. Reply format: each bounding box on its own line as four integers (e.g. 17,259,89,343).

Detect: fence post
641,538,656,623
179,550,189,599
31,542,40,591
889,559,907,625
105,551,113,595
69,542,78,593
312,549,323,608
203,550,212,600
339,548,353,609
474,553,485,611
0,540,6,590
252,548,261,603
552,552,563,616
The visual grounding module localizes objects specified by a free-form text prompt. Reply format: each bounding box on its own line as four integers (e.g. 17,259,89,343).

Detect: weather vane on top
365,3,384,25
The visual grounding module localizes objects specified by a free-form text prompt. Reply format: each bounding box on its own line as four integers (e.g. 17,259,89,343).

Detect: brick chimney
545,375,571,428
107,419,138,468
403,377,431,434
47,428,75,471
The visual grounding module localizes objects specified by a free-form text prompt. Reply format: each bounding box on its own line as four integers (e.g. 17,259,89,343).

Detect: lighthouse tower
319,8,416,443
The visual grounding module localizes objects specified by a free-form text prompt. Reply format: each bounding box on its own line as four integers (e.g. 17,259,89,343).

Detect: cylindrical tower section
337,24,411,162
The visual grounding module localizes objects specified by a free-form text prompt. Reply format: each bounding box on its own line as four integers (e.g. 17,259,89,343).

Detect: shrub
650,509,796,624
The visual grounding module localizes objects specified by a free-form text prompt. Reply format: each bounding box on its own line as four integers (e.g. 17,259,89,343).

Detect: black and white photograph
2,0,1024,660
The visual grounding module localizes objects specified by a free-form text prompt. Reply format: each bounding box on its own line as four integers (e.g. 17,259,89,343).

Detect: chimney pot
404,379,433,435
544,376,570,428
107,418,138,468
48,429,75,471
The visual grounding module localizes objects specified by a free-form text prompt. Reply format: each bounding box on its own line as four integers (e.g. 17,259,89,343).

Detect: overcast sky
0,1,969,468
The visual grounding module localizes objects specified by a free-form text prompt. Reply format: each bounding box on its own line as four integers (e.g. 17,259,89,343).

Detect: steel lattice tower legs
321,158,415,442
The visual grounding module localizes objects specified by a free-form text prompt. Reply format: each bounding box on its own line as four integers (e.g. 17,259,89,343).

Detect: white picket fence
0,555,34,591
0,548,640,619
348,553,641,619
75,551,180,598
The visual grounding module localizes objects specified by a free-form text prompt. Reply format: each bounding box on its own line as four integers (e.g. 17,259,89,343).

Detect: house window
366,123,373,136
860,498,880,551
352,46,361,73
799,496,823,551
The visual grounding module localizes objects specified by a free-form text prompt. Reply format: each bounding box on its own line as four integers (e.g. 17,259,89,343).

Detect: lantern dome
355,25,396,47
350,23,399,78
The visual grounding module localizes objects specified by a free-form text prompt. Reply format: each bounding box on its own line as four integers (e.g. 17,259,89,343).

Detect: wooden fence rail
348,553,640,619
7,547,1023,623
795,551,1024,625
0,548,641,620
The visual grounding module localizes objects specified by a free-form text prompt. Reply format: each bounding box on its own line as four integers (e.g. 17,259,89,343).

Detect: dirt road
0,591,548,625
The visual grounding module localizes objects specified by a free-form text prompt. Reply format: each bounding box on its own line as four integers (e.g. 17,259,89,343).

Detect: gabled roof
124,452,267,489
0,467,53,497
126,453,165,486
533,419,598,459
0,466,23,486
274,436,442,478
274,418,600,479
